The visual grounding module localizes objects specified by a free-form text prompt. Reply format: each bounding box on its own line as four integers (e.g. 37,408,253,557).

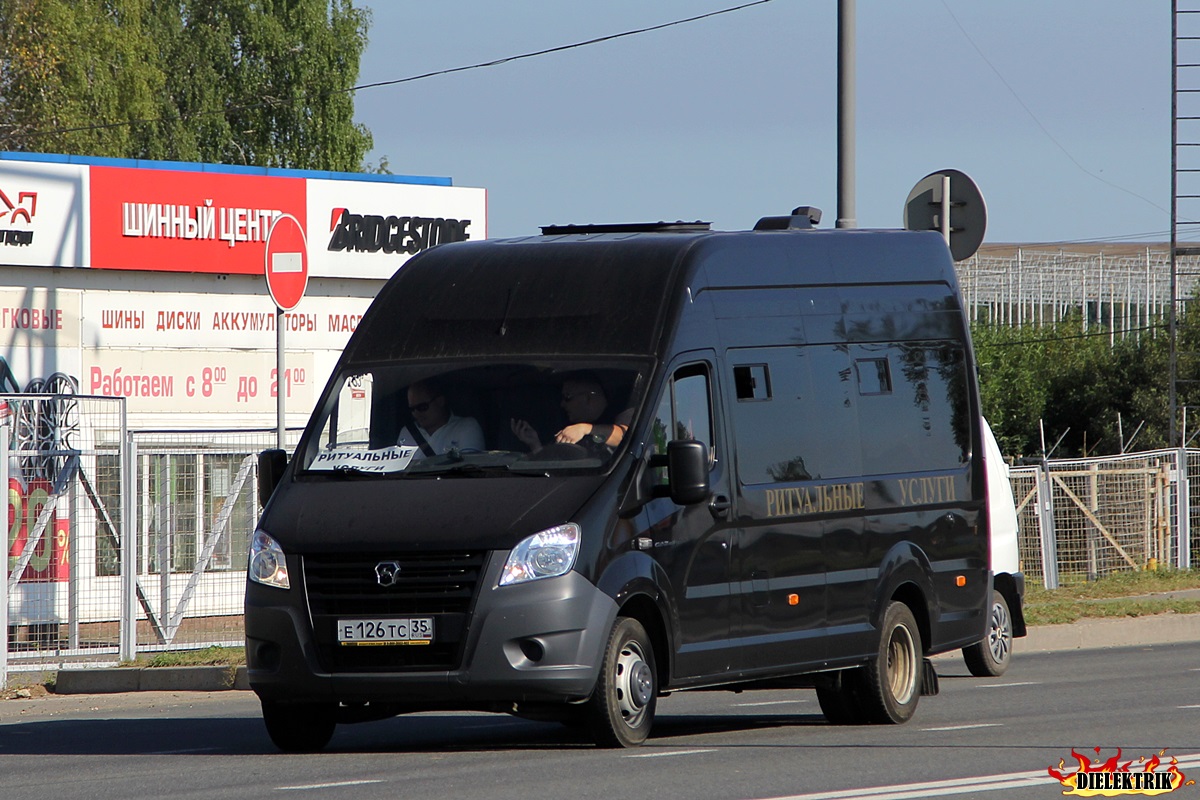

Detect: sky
353,1,1172,246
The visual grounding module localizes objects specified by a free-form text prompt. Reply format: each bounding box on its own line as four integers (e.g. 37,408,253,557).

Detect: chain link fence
1012,449,1196,588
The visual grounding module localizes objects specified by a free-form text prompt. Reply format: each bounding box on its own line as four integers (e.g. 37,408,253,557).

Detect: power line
353,1,776,93
979,323,1165,347
1,1,776,145
937,0,1169,218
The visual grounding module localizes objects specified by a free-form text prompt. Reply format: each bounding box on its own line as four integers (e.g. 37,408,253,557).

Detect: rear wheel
261,700,337,753
861,602,922,724
962,590,1013,677
586,617,657,747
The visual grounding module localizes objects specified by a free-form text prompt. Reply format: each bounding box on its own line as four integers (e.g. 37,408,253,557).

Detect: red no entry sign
264,213,309,311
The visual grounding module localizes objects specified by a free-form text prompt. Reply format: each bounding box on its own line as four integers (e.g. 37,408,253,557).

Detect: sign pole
264,213,309,452
941,174,951,246
277,308,285,450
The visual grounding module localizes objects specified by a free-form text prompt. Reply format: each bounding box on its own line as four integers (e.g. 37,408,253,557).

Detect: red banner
89,166,307,275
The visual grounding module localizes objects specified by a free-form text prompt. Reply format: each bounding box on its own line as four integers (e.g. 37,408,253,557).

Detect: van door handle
709,494,731,519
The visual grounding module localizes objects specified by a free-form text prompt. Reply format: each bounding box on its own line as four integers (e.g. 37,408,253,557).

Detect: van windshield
299,361,649,477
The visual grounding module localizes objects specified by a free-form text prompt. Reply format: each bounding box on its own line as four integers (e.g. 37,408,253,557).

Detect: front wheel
586,617,657,747
962,590,1013,677
815,667,872,725
862,601,923,724
261,700,337,753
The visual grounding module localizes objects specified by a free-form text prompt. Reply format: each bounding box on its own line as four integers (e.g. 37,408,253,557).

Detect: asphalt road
1,643,1198,800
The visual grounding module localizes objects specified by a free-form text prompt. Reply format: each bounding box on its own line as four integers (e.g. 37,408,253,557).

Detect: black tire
962,590,1013,677
861,602,923,724
585,617,657,747
261,700,337,753
815,667,872,725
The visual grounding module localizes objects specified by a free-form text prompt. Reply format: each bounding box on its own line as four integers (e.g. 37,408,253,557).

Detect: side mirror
666,440,710,505
258,449,288,506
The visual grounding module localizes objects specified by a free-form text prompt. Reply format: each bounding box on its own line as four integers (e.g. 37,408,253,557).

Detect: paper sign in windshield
311,446,418,473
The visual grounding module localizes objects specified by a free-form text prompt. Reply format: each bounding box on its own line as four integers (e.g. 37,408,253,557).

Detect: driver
510,374,631,453
398,379,485,457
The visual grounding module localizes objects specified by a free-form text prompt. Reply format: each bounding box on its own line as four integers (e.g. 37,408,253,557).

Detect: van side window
855,358,891,395
854,342,970,473
650,364,714,467
734,364,771,401
729,346,862,484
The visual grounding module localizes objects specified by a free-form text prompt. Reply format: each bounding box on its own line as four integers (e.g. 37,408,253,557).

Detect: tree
0,0,373,172
973,316,1181,459
972,321,1053,458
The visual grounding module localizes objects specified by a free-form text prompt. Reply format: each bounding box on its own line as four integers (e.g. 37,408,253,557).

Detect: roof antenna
497,286,515,336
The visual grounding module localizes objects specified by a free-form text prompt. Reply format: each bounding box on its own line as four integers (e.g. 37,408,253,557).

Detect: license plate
337,618,434,646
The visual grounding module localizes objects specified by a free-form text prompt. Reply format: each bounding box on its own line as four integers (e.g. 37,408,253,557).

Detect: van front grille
304,551,486,616
303,551,487,672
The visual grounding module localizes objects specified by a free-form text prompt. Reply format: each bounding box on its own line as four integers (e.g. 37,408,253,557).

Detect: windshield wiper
331,465,386,478
407,462,524,477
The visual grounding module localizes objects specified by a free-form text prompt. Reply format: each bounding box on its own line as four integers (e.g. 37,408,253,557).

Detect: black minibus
246,209,991,750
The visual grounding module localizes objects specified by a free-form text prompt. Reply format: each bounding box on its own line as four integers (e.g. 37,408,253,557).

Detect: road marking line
748,754,1200,800
974,681,1039,688
920,723,1002,732
626,749,718,759
276,780,384,791
734,699,810,707
1179,704,1200,709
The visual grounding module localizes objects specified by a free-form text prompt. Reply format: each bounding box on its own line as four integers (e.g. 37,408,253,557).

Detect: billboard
0,154,486,279
0,160,89,269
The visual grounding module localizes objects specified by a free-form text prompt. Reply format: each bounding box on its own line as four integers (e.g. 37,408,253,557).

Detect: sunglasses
409,401,433,413
561,390,598,403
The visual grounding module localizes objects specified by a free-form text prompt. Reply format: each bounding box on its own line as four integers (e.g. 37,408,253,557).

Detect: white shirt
398,413,485,457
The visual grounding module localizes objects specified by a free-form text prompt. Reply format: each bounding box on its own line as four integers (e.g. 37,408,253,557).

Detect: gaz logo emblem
375,561,401,587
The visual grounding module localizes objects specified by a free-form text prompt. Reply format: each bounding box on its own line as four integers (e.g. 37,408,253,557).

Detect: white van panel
982,419,1020,575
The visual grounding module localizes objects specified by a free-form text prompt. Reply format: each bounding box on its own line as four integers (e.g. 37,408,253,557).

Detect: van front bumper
245,559,618,709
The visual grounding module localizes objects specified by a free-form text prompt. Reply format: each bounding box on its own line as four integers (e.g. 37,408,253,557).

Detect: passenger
510,374,632,452
398,379,485,456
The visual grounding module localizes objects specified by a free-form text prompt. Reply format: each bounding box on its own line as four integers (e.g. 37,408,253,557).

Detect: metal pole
277,308,286,451
837,0,856,229
120,406,135,662
1,423,9,687
1171,0,1179,447
940,174,951,246
1178,447,1191,570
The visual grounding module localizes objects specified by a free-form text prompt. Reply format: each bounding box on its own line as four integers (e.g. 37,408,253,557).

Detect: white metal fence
3,395,1199,683
1,392,301,680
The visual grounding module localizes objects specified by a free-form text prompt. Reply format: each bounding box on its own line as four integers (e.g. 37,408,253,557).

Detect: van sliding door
728,346,865,673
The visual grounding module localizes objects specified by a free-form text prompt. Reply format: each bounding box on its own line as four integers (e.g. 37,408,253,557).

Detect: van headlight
499,523,580,586
249,530,290,589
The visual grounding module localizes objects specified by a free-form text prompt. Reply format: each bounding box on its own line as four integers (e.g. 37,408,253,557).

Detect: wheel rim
614,639,654,727
886,624,917,705
987,600,1012,664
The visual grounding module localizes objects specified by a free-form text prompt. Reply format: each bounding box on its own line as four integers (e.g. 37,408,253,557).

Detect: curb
1017,612,1200,654
35,613,1200,695
53,665,250,695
